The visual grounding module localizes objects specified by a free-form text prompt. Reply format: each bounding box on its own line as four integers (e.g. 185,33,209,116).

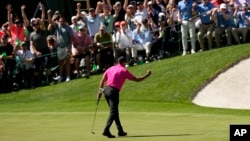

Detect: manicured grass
1,44,250,140
0,112,249,141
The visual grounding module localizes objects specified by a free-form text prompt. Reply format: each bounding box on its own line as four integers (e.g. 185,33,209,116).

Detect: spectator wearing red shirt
6,4,28,45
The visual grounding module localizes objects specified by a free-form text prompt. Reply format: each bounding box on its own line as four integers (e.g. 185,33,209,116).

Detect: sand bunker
192,58,250,110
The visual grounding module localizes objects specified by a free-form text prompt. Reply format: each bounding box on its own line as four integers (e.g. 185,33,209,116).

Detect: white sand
192,58,250,110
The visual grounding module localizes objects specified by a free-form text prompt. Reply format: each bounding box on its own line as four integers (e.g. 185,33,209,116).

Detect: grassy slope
1,44,250,113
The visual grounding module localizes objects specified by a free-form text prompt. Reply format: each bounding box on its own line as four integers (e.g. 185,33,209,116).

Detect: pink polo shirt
104,64,134,91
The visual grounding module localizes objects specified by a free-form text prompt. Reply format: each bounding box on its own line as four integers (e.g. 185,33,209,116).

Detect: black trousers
103,86,123,133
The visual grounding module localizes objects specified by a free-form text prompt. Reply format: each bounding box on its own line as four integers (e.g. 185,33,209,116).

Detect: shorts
57,47,70,60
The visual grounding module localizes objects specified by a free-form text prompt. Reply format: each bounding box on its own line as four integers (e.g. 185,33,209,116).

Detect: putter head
91,131,95,134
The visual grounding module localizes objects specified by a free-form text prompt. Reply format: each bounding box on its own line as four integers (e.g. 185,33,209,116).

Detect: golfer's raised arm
132,70,151,82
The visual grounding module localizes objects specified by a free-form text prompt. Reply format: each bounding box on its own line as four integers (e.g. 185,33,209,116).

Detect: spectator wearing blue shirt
232,3,249,44
194,0,215,50
131,19,153,64
212,3,233,48
177,0,197,56
84,8,102,39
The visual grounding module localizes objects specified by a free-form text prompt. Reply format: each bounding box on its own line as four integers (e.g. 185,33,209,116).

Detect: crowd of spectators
1,0,250,93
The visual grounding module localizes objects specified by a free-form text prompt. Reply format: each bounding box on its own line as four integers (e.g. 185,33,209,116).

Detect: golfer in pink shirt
97,56,151,138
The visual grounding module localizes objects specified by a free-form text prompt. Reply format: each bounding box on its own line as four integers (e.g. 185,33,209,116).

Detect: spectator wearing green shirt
94,25,114,72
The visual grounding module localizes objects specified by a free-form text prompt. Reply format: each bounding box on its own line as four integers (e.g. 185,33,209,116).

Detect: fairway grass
0,112,248,141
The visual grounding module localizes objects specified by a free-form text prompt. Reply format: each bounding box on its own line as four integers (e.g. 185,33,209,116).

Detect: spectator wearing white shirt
113,21,132,67
135,1,149,20
125,4,137,31
15,42,35,88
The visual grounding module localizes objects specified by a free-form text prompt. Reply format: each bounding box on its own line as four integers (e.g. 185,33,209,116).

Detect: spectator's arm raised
113,5,119,19
47,10,56,31
106,0,112,11
96,2,104,16
6,4,13,26
40,3,46,23
211,8,218,22
21,5,29,27
86,0,91,13
123,0,129,10
143,0,148,8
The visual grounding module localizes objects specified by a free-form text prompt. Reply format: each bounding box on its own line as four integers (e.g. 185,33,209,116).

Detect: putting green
0,112,247,141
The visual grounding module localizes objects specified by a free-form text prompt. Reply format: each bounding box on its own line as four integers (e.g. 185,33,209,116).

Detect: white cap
71,16,78,21
220,3,227,9
148,1,152,5
158,12,165,18
127,4,134,8
78,25,85,30
30,18,37,23
243,3,249,8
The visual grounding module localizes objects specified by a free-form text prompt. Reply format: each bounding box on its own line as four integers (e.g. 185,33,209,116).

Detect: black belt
107,86,119,92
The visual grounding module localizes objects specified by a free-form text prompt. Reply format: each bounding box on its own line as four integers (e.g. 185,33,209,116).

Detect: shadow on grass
125,133,202,138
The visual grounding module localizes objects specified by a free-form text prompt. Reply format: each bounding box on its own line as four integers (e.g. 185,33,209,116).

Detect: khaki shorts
57,47,70,60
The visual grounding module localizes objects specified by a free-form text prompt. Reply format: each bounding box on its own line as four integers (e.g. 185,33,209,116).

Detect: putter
91,98,100,134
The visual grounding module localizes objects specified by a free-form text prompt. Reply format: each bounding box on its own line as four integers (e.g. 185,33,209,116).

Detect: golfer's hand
97,93,102,100
147,70,152,77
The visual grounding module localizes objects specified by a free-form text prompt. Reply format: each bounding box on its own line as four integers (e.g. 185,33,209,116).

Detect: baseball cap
100,25,106,30
78,25,85,30
220,3,227,9
21,41,28,47
130,1,136,5
137,1,143,5
148,1,153,5
127,4,134,9
120,21,126,26
2,22,9,28
114,22,120,27
54,10,60,15
32,21,39,26
243,3,249,8
15,19,21,24
159,12,165,18
118,56,126,63
115,1,121,6
88,8,95,12
71,16,78,21
30,18,37,23
104,5,110,9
